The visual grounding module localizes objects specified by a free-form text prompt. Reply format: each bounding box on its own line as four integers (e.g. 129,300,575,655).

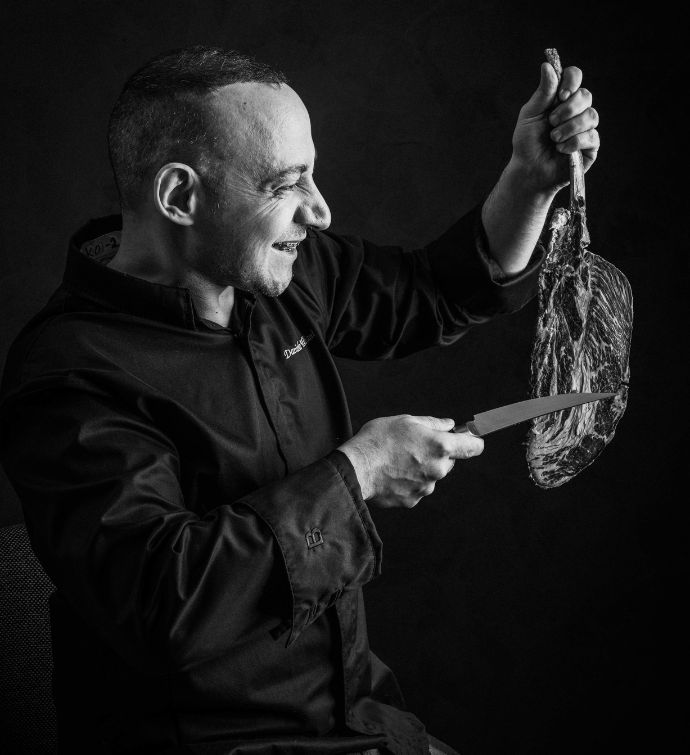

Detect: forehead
206,82,314,177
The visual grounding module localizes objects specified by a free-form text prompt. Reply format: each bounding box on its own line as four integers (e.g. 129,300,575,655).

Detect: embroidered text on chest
284,332,314,360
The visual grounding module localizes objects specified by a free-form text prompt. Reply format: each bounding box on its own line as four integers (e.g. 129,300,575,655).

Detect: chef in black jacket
0,46,599,754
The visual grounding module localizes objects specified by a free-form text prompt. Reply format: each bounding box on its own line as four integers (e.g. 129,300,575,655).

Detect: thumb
415,415,455,432
519,61,559,118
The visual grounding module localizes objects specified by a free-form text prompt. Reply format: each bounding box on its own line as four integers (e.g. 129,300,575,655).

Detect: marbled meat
526,50,633,488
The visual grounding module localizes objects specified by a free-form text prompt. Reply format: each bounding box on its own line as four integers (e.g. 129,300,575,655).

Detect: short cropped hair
108,45,287,211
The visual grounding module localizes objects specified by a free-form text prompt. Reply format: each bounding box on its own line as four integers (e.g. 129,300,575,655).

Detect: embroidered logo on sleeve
305,527,324,549
284,332,314,360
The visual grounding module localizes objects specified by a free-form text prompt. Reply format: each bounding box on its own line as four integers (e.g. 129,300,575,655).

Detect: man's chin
215,267,293,298
255,273,293,298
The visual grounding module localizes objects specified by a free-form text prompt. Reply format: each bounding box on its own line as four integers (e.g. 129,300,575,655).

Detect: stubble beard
202,239,292,298
202,205,291,298
201,179,294,297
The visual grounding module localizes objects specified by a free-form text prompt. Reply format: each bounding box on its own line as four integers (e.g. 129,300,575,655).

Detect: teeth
274,241,299,251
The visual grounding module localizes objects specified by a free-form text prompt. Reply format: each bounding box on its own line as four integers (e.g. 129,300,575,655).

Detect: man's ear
153,163,199,226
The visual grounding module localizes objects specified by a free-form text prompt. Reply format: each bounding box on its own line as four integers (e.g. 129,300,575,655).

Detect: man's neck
109,218,235,327
187,279,236,328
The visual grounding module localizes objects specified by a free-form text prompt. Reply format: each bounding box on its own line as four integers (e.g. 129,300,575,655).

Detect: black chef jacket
0,209,543,754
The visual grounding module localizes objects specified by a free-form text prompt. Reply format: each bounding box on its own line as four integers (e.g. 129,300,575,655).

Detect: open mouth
272,241,301,253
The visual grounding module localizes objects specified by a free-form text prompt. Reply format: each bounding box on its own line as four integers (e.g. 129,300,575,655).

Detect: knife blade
454,392,616,437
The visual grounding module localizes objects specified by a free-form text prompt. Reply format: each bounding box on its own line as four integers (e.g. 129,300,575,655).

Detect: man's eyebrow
262,151,317,184
265,164,309,182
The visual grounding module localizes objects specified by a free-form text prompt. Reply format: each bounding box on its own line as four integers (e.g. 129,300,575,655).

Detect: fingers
558,66,583,102
410,415,484,461
447,432,484,460
399,452,460,508
580,144,599,172
549,88,593,127
396,484,436,509
551,109,599,150
548,85,599,157
397,432,477,510
414,415,456,432
422,455,457,481
554,128,600,156
550,106,598,141
427,428,483,461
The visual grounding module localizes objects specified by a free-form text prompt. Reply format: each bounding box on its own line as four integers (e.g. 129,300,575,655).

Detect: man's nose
295,185,331,231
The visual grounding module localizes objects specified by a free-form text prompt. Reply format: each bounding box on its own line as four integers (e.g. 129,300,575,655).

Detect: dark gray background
1,1,686,753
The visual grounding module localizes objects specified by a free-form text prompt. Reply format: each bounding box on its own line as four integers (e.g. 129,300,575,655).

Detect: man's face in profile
192,82,331,297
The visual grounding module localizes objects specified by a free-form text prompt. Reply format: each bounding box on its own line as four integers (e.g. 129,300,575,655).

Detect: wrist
481,159,557,277
502,157,558,207
337,439,375,500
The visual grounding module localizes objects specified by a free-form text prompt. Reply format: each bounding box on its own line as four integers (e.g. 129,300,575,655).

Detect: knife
453,392,616,436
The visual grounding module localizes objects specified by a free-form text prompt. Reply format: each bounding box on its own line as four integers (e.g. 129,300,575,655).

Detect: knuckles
553,89,594,123
432,437,454,457
417,459,446,483
574,129,599,150
577,87,592,103
408,483,436,503
563,66,583,89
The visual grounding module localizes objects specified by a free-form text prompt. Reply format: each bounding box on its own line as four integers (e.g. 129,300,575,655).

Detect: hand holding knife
339,392,616,508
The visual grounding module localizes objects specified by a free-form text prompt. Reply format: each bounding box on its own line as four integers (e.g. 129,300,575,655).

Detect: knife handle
453,421,479,436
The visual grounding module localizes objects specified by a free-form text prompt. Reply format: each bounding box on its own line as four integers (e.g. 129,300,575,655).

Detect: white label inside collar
80,231,121,262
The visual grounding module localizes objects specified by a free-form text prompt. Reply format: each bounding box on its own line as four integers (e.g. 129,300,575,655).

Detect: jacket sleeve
0,372,381,671
295,205,544,360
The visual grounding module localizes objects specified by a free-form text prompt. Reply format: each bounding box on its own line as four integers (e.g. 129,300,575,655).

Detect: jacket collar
64,215,254,330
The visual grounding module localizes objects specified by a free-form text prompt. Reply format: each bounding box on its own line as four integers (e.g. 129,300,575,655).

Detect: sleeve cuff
427,204,545,315
240,453,382,647
326,449,383,576
474,213,545,285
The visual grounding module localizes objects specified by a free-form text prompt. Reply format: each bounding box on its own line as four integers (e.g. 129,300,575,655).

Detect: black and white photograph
0,2,685,754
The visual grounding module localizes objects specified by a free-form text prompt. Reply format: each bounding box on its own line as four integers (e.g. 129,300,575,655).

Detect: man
0,45,599,754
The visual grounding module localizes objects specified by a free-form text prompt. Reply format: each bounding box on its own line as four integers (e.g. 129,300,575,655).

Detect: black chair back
0,523,57,754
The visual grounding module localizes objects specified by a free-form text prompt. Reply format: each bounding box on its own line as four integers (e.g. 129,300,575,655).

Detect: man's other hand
510,60,600,195
338,415,484,509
